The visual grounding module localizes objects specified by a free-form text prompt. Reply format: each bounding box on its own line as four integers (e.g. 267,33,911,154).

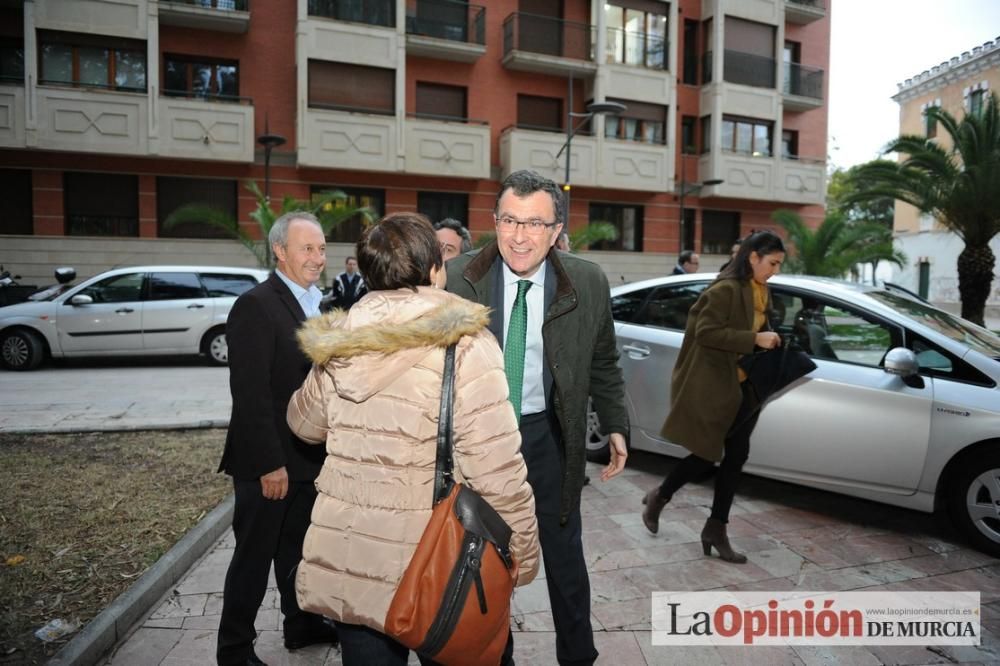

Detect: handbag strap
433,343,458,504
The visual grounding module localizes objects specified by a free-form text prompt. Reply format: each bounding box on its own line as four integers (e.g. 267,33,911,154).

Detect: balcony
785,0,826,24
501,13,597,77
697,151,824,205
499,125,597,186
406,0,486,63
782,62,824,111
601,139,670,192
307,0,395,28
159,0,250,34
299,106,397,172
778,156,826,203
0,82,25,148
35,85,148,156
304,1,398,69
604,27,668,71
156,94,254,162
34,0,147,40
404,114,490,178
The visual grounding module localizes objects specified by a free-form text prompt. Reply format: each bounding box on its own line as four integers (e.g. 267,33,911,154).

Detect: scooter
27,267,77,302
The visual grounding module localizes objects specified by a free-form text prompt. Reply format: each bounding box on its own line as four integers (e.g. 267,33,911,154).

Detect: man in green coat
447,170,628,666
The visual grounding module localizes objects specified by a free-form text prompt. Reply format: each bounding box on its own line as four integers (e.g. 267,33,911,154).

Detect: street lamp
256,115,286,266
676,156,723,253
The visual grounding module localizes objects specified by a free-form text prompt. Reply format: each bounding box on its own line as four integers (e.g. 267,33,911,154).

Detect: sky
827,0,1000,170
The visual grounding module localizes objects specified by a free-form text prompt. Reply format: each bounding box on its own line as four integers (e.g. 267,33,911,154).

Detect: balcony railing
783,62,824,100
704,50,776,88
605,27,667,70
39,79,147,94
406,0,485,45
503,12,594,62
162,0,248,9
787,0,825,8
161,89,253,104
308,0,395,28
66,215,138,237
408,111,487,125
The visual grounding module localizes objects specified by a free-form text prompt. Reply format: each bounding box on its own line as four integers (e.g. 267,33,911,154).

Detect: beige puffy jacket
287,286,539,633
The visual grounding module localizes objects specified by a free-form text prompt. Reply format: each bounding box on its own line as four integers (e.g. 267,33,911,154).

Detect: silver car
0,265,268,371
587,274,1000,556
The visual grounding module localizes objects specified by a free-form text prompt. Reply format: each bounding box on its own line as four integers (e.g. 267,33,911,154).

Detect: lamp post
256,117,286,267
677,156,723,254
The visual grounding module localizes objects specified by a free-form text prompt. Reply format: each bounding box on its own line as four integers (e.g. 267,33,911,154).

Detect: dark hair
356,212,442,292
346,256,357,262
716,230,785,281
433,218,473,252
494,170,565,227
679,250,696,265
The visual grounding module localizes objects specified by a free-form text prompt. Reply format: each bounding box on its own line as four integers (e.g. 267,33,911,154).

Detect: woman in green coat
641,231,786,563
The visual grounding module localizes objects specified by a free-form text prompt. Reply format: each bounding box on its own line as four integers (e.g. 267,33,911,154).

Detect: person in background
719,237,744,272
329,256,367,310
217,212,338,666
555,230,570,252
288,212,539,665
642,231,786,564
433,217,473,262
447,170,628,666
672,250,700,275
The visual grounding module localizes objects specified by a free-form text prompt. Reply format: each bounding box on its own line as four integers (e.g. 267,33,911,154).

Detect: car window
635,283,708,330
200,273,260,298
79,273,144,304
148,272,207,301
611,287,652,323
910,336,995,386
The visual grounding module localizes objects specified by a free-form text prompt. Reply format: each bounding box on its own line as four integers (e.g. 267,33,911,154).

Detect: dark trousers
216,479,319,665
512,411,598,666
334,621,441,666
658,382,760,523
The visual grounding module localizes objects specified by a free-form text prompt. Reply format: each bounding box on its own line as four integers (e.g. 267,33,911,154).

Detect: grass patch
0,429,231,665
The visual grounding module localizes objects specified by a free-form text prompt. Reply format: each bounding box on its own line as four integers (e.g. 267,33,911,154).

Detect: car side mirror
69,294,93,306
883,347,918,378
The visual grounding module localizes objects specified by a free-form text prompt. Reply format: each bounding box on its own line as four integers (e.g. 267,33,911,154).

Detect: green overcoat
660,278,767,462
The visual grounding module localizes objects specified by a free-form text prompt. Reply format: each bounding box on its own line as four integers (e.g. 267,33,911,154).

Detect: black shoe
284,622,339,651
245,651,267,666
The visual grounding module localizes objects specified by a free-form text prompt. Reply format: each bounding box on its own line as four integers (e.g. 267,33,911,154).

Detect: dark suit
217,273,327,665
671,265,686,275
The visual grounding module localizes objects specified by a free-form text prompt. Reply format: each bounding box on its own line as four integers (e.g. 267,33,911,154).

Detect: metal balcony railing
308,0,395,28
783,62,824,100
704,49,776,88
605,27,667,70
502,12,594,62
161,89,253,104
787,0,825,8
406,0,485,45
66,215,139,237
164,0,249,10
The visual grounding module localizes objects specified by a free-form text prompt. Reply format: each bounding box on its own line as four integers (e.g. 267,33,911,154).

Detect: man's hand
600,433,628,482
260,466,288,500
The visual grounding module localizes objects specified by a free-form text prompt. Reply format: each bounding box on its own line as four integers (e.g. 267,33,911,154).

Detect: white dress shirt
502,261,546,416
275,269,323,317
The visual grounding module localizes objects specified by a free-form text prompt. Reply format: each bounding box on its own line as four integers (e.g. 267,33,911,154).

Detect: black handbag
738,336,817,401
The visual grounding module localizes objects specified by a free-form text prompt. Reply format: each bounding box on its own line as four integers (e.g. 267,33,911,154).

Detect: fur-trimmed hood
297,286,490,402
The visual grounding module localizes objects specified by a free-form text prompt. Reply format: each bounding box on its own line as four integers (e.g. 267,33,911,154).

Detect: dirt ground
0,429,231,665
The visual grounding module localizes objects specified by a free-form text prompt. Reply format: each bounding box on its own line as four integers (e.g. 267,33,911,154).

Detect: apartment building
0,0,829,287
891,36,1000,316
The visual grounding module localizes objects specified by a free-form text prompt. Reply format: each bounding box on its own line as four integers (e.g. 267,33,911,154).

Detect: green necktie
504,280,532,422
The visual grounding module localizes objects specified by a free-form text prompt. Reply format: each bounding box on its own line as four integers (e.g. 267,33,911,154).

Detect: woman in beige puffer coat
287,212,539,665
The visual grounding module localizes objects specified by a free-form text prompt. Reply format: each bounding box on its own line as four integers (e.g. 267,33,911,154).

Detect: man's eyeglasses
495,215,559,235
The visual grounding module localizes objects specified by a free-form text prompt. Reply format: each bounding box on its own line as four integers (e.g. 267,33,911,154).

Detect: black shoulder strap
433,344,457,504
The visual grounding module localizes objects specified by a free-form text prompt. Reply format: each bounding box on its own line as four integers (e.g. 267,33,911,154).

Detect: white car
587,274,1000,556
0,265,268,371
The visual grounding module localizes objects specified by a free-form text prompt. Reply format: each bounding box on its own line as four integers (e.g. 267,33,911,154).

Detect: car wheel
1,329,46,371
203,328,228,366
585,400,611,464
948,450,1000,557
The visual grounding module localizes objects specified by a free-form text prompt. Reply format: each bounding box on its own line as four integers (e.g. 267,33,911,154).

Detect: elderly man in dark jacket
447,170,627,666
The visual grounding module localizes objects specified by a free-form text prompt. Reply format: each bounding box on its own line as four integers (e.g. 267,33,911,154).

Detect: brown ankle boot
641,487,669,534
701,517,747,563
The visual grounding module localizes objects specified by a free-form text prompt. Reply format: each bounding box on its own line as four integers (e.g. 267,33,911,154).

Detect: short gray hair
433,218,473,252
269,211,323,248
495,170,566,227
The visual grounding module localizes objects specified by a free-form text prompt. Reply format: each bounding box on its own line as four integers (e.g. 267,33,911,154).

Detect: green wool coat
660,278,768,462
446,242,628,523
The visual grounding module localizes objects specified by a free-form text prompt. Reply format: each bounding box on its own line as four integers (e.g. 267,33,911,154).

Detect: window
635,283,709,330
308,0,395,27
147,272,206,301
308,61,394,114
65,172,138,237
418,192,468,223
721,116,772,156
39,31,146,91
968,89,986,116
700,115,711,153
611,287,652,323
517,94,562,132
80,272,144,304
312,186,384,243
681,115,697,154
781,129,798,159
682,19,698,84
604,1,667,69
0,169,32,235
701,18,713,84
163,56,238,100
589,203,643,251
157,177,237,239
0,37,24,83
924,108,937,138
415,82,467,120
722,17,775,88
604,98,666,144
701,210,739,254
200,272,260,298
782,40,799,95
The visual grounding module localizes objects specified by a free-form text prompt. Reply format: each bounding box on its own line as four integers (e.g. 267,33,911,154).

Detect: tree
164,181,373,268
826,162,895,228
773,209,905,278
847,93,1000,325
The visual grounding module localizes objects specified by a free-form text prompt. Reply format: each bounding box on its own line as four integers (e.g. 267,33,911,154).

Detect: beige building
891,36,1000,317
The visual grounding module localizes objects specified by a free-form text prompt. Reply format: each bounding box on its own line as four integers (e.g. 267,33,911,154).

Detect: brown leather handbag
384,344,519,666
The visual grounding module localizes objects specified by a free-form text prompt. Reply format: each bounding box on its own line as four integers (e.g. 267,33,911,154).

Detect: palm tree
773,209,906,278
848,93,1000,325
164,180,373,268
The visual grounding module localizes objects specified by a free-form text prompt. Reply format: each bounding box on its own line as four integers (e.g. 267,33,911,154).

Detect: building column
139,174,157,238
23,0,38,147
147,2,160,154
32,170,64,236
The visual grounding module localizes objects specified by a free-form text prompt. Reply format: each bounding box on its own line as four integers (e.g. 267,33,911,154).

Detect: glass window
721,116,772,156
636,283,709,330
65,172,138,237
681,115,697,154
589,203,643,252
417,192,468,223
157,176,237,239
39,32,145,91
701,210,739,254
308,0,395,27
700,115,711,153
924,109,937,138
200,273,260,297
147,272,206,301
313,186,384,243
867,291,1000,360
969,89,985,116
0,169,32,235
812,303,894,367
682,19,698,84
415,82,466,120
611,287,652,323
308,61,394,114
782,129,799,158
0,38,25,83
81,273,144,304
604,1,667,70
164,56,238,99
41,43,73,84
603,98,666,145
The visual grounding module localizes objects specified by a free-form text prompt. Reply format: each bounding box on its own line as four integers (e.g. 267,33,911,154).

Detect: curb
48,494,235,666
1,420,230,435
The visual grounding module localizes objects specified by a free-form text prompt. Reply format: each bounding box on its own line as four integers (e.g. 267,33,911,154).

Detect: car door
57,272,145,353
749,289,933,495
142,271,212,353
